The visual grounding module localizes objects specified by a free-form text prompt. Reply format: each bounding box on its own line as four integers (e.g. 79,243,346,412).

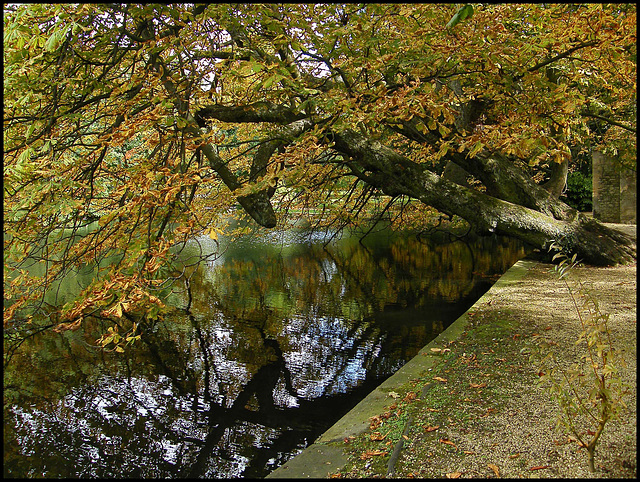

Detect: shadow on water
3,227,528,478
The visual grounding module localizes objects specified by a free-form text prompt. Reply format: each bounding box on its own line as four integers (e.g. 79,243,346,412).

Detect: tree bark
331,129,635,266
448,150,576,221
542,158,569,198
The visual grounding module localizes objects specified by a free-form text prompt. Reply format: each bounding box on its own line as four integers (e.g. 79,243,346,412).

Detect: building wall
592,150,636,224
620,167,637,224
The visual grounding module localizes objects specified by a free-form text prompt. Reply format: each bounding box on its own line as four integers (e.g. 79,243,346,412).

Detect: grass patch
331,306,538,478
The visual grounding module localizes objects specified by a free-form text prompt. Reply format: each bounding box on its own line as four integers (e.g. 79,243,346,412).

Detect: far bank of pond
4,226,528,478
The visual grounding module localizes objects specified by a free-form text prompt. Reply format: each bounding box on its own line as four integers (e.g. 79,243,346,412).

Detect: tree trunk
542,158,569,198
332,129,636,266
449,150,576,221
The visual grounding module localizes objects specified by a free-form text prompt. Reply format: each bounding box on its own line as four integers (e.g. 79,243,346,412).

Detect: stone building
592,150,637,224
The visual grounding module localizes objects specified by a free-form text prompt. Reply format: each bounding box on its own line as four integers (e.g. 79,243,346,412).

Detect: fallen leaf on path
470,382,487,388
508,453,520,459
480,408,496,417
360,450,388,460
433,376,448,383
430,347,451,354
529,465,550,471
439,438,458,449
446,472,462,478
369,431,387,441
403,391,417,402
424,425,440,432
369,415,382,430
488,463,500,477
463,450,475,455
568,435,588,447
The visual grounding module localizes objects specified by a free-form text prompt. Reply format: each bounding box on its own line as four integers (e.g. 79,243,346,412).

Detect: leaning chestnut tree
4,4,636,341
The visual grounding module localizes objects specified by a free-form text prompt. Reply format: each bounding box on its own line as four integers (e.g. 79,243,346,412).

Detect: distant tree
3,4,636,337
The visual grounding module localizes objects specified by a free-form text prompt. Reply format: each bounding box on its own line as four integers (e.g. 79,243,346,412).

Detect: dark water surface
4,227,527,478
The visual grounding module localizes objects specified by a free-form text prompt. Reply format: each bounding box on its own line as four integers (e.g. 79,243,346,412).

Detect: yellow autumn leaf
488,463,500,477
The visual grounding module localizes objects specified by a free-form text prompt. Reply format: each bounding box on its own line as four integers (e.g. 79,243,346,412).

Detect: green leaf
262,73,285,89
467,141,484,158
44,30,63,52
248,60,263,74
446,5,474,29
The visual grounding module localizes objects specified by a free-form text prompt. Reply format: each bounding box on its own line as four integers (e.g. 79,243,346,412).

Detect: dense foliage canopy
3,4,636,341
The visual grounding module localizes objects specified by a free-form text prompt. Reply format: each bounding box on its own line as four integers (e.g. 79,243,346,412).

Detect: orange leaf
360,450,388,460
439,438,458,449
403,391,417,402
424,425,440,432
529,465,550,471
469,382,487,388
446,472,462,478
433,376,448,383
488,463,500,477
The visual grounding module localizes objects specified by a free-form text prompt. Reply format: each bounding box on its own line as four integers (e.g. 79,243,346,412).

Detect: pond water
4,226,528,478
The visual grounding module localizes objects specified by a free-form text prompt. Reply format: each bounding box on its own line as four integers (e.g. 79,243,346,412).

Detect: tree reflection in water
3,230,527,478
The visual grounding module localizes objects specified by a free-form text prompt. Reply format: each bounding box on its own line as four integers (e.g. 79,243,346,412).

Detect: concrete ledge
267,259,537,479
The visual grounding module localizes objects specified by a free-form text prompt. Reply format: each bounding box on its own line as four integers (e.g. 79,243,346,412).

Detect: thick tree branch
582,112,636,133
328,128,635,265
196,102,309,125
249,119,315,183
